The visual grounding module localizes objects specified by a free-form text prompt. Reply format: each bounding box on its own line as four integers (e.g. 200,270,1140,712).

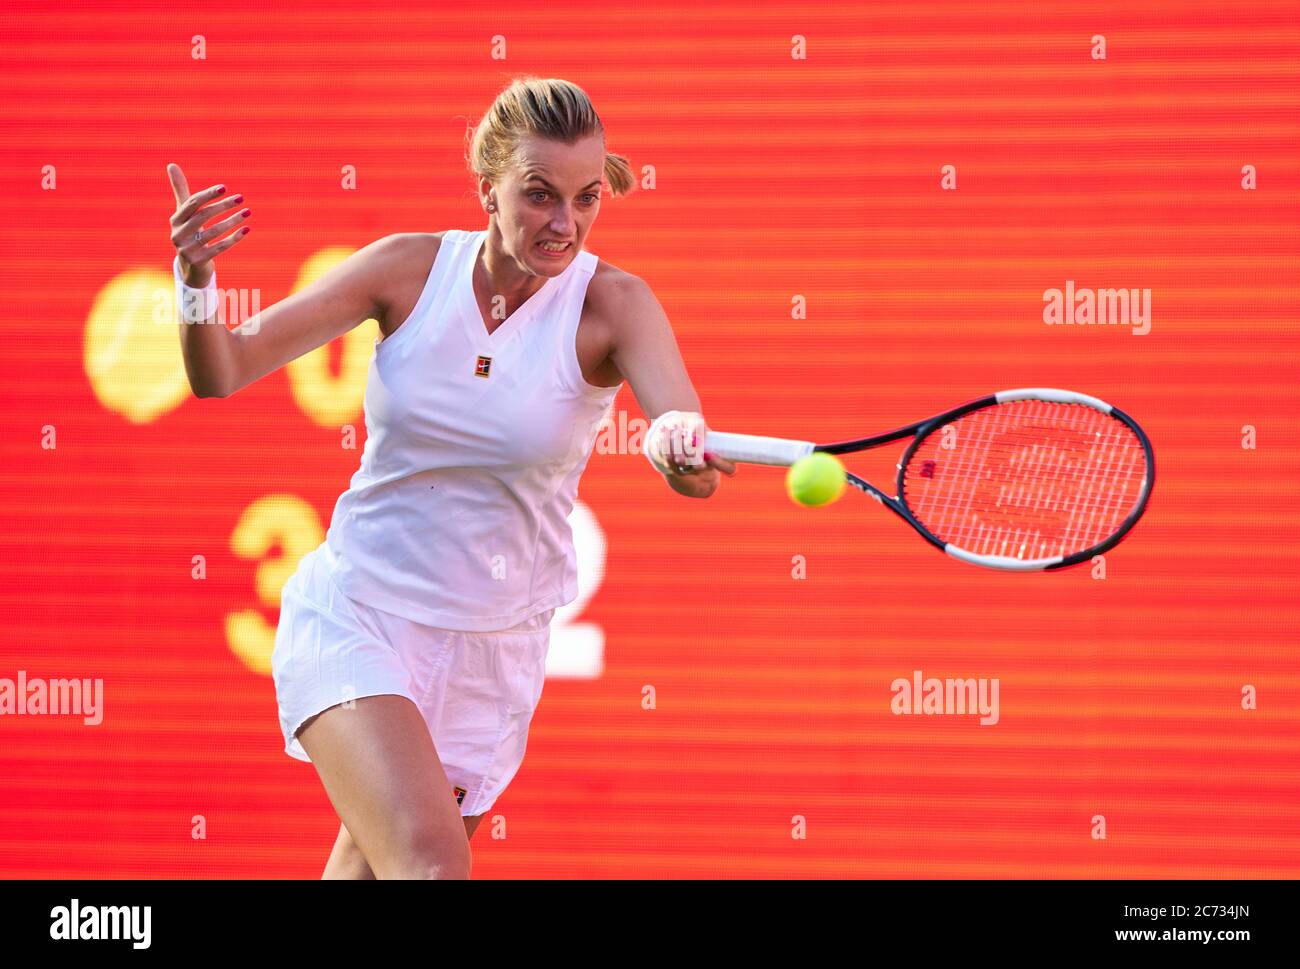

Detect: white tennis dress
272,228,622,816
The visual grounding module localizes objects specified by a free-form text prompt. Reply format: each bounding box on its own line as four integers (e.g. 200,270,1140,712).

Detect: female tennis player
167,77,735,879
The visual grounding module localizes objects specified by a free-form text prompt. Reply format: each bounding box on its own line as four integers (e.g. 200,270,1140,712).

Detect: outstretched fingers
166,164,251,268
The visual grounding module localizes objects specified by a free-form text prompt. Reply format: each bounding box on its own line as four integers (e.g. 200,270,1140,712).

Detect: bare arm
606,274,736,498
213,234,418,397
167,164,251,397
167,163,422,398
608,275,700,418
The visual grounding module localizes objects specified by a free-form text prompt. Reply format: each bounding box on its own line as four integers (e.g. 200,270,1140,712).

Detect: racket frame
709,388,1155,572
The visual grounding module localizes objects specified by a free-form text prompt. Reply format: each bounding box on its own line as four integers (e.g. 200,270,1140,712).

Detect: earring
486,202,496,212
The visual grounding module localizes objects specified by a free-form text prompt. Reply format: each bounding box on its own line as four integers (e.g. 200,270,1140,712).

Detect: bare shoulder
580,259,675,389
584,258,659,336
375,232,445,339
378,230,444,277
588,258,649,304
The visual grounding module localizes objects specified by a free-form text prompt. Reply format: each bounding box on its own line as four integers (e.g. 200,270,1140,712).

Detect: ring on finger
194,229,205,244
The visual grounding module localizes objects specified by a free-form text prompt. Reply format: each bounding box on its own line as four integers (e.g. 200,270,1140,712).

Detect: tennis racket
704,388,1154,571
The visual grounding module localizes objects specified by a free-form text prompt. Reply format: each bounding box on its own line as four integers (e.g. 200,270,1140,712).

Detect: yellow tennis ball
786,453,846,507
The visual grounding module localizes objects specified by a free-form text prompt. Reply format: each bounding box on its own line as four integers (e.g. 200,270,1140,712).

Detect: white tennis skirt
271,544,555,818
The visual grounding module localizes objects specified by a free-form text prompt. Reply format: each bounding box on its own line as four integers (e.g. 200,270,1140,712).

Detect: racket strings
902,400,1148,560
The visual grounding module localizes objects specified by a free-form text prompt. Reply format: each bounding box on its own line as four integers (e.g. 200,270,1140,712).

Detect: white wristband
174,255,219,323
643,410,708,475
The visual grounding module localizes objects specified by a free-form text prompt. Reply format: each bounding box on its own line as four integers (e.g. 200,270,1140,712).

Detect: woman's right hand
166,163,251,288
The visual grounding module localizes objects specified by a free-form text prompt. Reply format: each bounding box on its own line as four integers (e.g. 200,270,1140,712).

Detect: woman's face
487,132,606,276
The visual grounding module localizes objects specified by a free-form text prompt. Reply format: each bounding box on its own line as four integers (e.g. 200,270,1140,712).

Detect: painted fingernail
217,185,226,194
242,209,251,218
232,195,243,204
241,226,250,235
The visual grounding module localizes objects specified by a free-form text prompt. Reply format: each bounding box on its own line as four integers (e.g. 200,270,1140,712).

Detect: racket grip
705,431,816,467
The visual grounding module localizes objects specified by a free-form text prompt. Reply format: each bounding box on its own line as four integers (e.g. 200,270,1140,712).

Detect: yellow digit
225,494,323,675
285,247,380,427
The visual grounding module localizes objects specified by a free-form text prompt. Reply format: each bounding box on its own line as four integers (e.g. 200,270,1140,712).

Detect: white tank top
319,228,622,631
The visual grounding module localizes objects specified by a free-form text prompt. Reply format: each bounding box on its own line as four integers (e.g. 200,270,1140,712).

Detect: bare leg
296,694,471,880
322,824,375,880
321,811,486,879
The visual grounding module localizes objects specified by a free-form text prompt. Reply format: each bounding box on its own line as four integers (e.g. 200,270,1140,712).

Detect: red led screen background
1,1,1297,878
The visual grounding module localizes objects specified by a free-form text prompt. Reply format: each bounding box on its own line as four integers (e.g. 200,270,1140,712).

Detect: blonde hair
467,77,635,198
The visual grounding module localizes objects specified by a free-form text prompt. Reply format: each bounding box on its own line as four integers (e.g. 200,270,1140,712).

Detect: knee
405,856,472,880
376,833,472,880
385,853,471,880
